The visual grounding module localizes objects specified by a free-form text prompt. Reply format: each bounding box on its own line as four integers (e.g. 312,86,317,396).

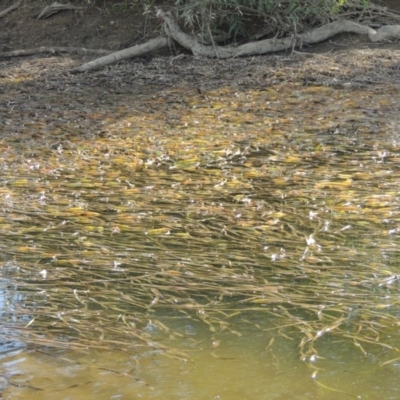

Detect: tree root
4,6,400,73
0,0,22,18
37,1,85,20
69,10,400,73
156,9,400,57
0,46,111,58
70,37,169,73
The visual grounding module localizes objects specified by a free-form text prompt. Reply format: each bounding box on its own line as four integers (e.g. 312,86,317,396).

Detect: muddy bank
1,47,400,100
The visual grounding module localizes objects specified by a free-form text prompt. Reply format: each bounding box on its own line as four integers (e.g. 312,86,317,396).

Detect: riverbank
1,0,400,93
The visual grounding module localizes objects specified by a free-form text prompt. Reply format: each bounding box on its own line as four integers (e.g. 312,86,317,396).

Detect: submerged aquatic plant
0,80,400,391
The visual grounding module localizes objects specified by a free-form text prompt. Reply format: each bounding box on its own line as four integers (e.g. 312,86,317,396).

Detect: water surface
1,79,400,399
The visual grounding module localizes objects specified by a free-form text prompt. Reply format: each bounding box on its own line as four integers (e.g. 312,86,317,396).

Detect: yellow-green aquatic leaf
145,227,171,235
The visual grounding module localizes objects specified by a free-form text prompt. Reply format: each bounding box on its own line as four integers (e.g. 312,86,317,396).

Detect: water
1,77,400,398
2,312,400,399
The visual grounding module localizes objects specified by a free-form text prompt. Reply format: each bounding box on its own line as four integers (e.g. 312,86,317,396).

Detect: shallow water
2,312,400,399
1,77,400,399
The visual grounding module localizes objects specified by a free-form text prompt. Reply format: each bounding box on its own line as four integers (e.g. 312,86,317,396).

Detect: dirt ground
1,0,400,90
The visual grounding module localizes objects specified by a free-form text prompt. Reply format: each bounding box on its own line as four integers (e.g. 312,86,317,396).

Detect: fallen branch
0,46,111,58
70,37,169,73
37,1,84,20
0,0,22,18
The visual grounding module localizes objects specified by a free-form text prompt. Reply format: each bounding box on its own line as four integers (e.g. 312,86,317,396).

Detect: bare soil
1,0,400,90
0,1,164,53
